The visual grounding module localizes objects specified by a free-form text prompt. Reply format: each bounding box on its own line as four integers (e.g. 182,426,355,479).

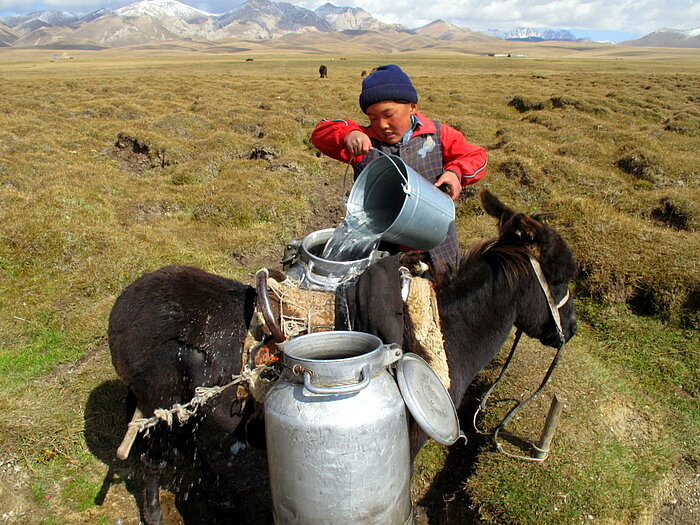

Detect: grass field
0,44,698,524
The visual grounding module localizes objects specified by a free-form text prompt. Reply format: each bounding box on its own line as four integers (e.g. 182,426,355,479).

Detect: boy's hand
435,171,461,201
345,130,372,157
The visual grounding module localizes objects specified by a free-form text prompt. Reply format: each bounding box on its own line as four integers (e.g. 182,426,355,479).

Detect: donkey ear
509,213,539,242
480,189,516,221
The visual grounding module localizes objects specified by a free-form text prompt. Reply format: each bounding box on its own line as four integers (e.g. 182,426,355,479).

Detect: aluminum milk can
282,228,386,291
264,331,412,525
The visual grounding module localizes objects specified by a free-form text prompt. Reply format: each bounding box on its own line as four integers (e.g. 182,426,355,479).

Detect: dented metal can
264,331,412,525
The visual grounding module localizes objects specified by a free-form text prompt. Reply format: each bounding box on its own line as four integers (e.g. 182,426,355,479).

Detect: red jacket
310,112,487,185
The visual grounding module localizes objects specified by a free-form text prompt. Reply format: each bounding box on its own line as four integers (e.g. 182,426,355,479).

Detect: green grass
62,475,102,512
0,49,697,524
467,316,684,525
0,320,83,393
578,300,700,465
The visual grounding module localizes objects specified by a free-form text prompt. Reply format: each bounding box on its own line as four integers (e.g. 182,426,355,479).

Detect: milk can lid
396,353,461,445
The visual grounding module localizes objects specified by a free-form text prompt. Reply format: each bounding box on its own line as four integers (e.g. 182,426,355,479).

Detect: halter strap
473,251,571,461
528,253,568,347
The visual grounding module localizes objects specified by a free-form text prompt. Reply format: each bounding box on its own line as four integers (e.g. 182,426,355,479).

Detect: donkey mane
439,236,532,292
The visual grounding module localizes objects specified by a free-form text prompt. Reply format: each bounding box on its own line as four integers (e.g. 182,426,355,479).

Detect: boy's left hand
435,171,461,201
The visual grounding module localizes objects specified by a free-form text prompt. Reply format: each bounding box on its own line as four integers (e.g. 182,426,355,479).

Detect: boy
311,64,487,272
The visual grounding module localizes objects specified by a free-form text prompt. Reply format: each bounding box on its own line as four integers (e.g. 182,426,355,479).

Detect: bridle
472,252,571,461
528,253,571,346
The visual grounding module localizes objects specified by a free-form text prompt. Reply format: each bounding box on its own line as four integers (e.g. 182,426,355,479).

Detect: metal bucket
265,332,412,525
283,229,385,291
346,152,455,251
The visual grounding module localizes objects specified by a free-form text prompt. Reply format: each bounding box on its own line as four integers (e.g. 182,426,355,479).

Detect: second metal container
283,228,385,291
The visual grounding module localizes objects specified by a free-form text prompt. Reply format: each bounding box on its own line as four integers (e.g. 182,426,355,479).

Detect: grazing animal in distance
361,70,368,77
107,190,577,523
319,64,328,78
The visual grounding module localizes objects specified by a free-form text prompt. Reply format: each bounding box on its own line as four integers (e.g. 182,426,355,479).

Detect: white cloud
291,0,698,34
0,1,128,14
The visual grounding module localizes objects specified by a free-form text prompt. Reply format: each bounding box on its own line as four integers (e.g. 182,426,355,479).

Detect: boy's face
365,101,417,145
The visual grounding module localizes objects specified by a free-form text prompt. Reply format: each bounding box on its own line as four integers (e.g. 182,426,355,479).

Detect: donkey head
481,190,577,347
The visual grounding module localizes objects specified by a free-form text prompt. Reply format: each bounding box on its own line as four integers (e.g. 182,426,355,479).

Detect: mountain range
0,0,698,50
485,27,578,42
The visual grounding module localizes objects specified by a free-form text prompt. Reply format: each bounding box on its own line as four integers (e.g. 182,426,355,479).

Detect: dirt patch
664,111,700,136
303,180,346,230
249,145,279,161
112,133,170,174
499,158,534,186
652,466,700,525
598,398,661,446
0,456,35,523
616,149,664,183
651,198,694,231
508,95,549,112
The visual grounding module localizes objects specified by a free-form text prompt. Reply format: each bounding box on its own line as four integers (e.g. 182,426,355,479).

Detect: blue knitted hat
359,64,418,113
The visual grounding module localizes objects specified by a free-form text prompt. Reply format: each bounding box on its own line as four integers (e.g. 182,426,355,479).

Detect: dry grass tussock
0,51,698,524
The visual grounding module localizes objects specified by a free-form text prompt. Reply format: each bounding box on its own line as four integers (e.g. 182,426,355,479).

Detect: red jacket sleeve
310,119,365,164
440,124,488,186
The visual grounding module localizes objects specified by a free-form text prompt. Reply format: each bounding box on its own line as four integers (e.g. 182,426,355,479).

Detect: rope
127,366,267,438
267,275,335,338
490,342,565,462
472,329,522,435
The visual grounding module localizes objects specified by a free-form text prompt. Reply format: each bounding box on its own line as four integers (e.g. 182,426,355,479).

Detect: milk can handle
303,364,371,395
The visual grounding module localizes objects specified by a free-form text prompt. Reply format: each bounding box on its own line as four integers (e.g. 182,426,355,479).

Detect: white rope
128,366,264,437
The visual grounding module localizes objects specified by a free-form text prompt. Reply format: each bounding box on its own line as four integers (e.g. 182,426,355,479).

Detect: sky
1,0,698,43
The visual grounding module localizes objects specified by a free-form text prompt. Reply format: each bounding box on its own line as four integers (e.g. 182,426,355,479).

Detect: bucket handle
369,147,412,194
303,364,371,395
341,161,351,205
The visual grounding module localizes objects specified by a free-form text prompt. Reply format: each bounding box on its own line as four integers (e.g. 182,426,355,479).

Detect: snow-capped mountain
0,0,405,45
314,2,405,32
0,1,698,50
622,26,700,48
486,27,577,41
3,9,79,32
216,0,332,36
79,8,113,24
115,0,212,23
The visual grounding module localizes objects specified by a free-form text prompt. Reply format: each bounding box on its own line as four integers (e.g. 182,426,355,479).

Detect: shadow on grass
416,386,490,525
83,380,144,518
84,379,274,524
84,379,504,524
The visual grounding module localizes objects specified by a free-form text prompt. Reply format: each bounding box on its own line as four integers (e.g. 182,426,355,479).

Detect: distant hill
621,27,700,48
0,0,399,47
0,23,18,46
314,2,407,32
0,1,698,50
414,20,499,43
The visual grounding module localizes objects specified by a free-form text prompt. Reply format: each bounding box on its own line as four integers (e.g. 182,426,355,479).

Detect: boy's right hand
345,130,372,157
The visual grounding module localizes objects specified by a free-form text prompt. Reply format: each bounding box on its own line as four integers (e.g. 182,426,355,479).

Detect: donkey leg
140,452,166,525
